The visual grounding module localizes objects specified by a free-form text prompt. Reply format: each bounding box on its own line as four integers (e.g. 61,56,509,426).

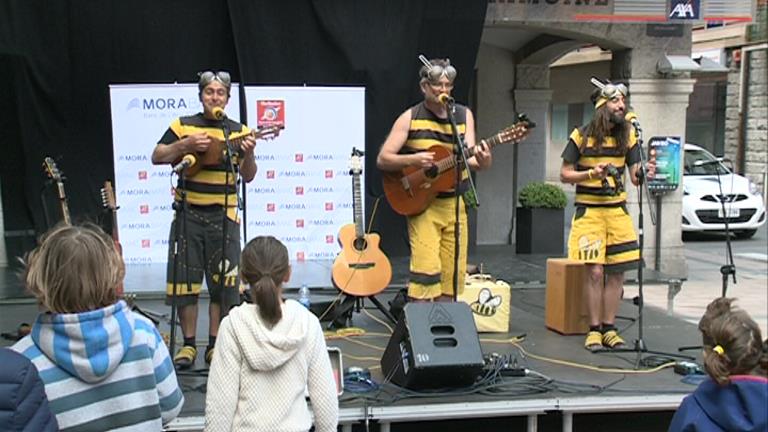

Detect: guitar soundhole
425,164,438,179
353,237,368,251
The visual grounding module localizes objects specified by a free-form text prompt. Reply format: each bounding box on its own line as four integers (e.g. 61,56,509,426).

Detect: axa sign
669,0,699,19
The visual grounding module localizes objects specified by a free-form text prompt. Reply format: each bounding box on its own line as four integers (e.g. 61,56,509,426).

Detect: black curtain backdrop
0,0,487,258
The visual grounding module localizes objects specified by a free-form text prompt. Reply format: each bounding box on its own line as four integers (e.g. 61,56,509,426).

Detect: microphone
437,93,454,105
625,111,641,129
172,154,197,174
212,107,227,120
693,157,728,167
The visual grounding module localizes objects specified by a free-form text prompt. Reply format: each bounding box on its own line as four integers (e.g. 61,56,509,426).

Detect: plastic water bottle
298,284,311,309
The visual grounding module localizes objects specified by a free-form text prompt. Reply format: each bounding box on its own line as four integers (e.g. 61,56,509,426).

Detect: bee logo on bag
470,288,503,317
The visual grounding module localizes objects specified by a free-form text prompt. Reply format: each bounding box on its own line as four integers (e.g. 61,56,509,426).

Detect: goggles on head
198,70,232,92
590,77,627,108
418,55,457,84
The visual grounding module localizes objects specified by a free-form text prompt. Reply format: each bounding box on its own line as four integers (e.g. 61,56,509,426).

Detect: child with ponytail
204,236,339,432
669,297,767,432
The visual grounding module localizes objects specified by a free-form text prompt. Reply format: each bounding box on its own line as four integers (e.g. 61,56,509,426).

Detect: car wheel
735,229,757,239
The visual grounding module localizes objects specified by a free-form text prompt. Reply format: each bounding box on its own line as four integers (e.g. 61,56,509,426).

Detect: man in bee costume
559,79,655,351
151,71,257,368
377,57,492,302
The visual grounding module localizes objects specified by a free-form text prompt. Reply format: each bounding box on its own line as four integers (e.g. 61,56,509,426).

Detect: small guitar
42,157,71,225
382,115,535,216
101,181,124,297
331,148,392,297
178,126,281,176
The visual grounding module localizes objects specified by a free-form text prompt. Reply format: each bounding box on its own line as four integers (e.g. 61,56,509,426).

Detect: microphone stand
444,100,479,302
600,121,693,364
219,120,241,317
169,168,192,364
678,161,736,352
714,161,737,297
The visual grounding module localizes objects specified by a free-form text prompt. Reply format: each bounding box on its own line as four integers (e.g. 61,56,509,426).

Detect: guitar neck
352,172,364,239
56,181,71,225
435,127,520,174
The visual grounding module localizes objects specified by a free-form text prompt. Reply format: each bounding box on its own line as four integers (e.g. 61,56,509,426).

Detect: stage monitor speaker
380,302,484,390
545,258,589,334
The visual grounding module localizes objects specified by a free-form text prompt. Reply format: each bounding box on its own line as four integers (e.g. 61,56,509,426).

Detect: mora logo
127,97,198,111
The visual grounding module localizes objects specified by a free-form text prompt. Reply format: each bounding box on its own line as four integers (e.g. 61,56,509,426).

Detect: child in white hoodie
205,236,339,432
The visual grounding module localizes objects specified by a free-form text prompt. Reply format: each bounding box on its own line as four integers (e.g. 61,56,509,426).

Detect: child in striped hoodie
12,223,184,431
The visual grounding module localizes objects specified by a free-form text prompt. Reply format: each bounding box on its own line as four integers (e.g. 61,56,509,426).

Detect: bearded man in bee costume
559,79,655,352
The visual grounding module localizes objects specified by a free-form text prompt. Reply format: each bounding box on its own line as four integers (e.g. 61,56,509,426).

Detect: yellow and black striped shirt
158,113,251,209
561,127,640,207
401,102,470,191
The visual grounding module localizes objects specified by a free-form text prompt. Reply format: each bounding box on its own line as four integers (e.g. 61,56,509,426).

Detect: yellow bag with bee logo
458,274,511,333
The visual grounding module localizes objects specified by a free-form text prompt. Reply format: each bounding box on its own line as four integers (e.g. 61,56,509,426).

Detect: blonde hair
25,223,123,313
240,236,290,327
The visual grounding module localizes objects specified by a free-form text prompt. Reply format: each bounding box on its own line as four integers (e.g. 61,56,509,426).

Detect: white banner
243,86,365,262
109,84,364,276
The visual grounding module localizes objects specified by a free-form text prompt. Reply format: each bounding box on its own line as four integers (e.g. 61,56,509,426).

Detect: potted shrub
515,182,567,254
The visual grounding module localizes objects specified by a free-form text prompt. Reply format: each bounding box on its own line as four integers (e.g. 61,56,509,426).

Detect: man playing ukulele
151,70,257,368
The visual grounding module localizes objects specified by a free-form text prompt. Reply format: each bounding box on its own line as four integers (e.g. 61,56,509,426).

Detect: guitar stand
327,294,397,330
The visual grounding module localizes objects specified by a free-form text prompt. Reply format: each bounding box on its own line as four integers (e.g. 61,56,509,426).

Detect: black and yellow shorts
567,205,640,273
165,205,241,307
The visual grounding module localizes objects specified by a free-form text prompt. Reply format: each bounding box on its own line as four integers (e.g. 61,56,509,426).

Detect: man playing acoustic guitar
151,70,257,368
376,57,492,303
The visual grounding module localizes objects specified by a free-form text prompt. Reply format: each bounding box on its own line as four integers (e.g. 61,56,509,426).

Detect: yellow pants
567,206,640,274
407,197,467,299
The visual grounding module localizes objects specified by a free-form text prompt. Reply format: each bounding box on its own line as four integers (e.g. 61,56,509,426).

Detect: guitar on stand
101,181,124,297
330,148,396,327
174,126,281,176
42,157,71,225
382,115,535,216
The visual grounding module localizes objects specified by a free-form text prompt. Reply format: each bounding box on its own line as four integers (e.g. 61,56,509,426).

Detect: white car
682,143,766,239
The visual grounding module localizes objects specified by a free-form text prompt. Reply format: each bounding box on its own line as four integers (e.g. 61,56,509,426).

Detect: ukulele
42,157,71,225
101,181,125,297
177,126,281,176
382,115,535,216
331,148,392,297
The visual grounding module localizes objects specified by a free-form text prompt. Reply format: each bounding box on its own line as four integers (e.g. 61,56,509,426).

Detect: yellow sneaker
173,345,197,369
584,331,603,352
205,346,214,365
602,329,626,349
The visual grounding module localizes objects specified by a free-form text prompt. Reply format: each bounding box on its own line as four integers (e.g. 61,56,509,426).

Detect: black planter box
515,207,564,254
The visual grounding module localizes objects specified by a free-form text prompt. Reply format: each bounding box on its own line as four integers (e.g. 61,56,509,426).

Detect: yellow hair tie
713,345,725,355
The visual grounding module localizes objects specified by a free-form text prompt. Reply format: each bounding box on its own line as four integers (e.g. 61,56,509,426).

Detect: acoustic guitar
382,115,535,216
101,181,124,297
177,126,281,176
42,157,71,225
331,148,392,297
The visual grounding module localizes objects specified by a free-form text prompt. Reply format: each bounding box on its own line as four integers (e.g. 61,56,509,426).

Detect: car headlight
749,181,760,196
